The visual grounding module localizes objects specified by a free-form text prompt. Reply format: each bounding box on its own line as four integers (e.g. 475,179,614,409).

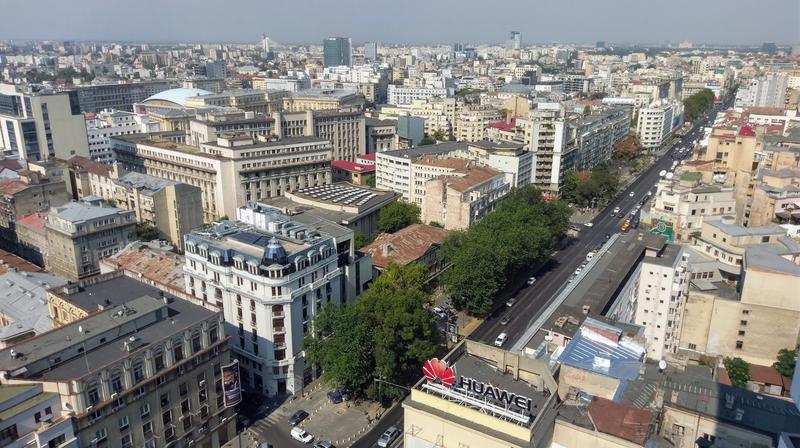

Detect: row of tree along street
304,186,570,399
683,88,716,122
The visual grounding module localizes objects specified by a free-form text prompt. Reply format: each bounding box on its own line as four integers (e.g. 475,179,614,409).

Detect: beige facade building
421,165,509,230
112,133,332,222
454,107,503,142
45,198,136,281
0,84,89,162
183,89,289,115
403,340,558,448
281,88,365,112
273,110,366,162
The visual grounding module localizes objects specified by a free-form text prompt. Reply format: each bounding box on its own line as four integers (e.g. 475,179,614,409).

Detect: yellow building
403,340,557,448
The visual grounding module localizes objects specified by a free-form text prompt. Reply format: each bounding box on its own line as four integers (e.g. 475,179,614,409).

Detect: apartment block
421,165,509,230
183,204,371,396
529,104,568,192
71,80,173,112
0,84,89,161
112,172,204,250
112,133,333,221
0,383,77,448
632,244,689,360
387,85,450,106
272,110,366,162
282,89,365,113
735,73,789,108
85,109,158,162
0,172,70,249
188,110,273,147
183,89,289,115
7,273,236,448
636,100,680,148
45,198,136,281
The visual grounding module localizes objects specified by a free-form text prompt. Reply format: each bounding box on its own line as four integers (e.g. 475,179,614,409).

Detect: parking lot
247,381,388,447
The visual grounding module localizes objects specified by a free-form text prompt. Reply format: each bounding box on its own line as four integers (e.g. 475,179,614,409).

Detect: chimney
382,243,393,257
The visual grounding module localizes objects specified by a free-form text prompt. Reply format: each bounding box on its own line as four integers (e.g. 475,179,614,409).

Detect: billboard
221,360,242,407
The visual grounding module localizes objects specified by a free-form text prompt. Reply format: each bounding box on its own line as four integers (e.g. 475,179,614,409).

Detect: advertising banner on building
221,360,242,407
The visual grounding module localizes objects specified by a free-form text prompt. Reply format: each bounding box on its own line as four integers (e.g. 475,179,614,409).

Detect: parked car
313,442,334,448
527,277,536,285
584,222,594,227
505,297,516,307
613,206,620,214
500,315,512,325
327,391,343,404
629,191,635,197
494,333,508,347
377,426,401,447
291,427,314,444
431,306,447,318
585,252,595,262
288,410,309,426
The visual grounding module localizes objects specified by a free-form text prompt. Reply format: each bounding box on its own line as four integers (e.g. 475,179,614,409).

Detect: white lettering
458,376,531,412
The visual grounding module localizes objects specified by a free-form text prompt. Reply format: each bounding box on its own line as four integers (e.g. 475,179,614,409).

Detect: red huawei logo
423,358,455,387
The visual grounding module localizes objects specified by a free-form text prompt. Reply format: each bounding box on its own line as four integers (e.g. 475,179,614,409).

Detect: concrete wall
660,405,773,448
557,365,620,401
552,419,643,448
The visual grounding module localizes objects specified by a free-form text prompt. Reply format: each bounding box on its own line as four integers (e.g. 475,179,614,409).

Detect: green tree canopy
438,186,570,315
773,348,798,377
134,223,160,242
354,232,366,250
723,357,751,388
303,263,439,400
683,88,716,122
378,201,421,233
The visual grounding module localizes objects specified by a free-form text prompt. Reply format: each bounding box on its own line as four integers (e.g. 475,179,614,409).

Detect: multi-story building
188,110,274,147
636,100,681,148
365,118,397,153
361,224,449,280
112,133,333,221
251,77,309,93
421,165,509,230
561,107,632,174
387,85,450,106
45,197,136,281
364,42,378,61
735,72,789,108
0,269,67,348
112,172,204,251
0,383,78,448
691,217,787,268
183,204,372,396
0,84,89,161
454,107,503,142
184,89,289,115
70,80,173,112
11,273,237,448
323,37,352,67
642,171,736,241
632,244,689,360
0,172,69,250
282,88,365,113
272,110,366,162
529,103,568,192
85,109,158,162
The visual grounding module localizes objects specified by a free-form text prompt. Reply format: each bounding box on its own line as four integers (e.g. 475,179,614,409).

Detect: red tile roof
361,224,450,269
357,153,376,162
738,125,756,137
16,212,48,235
0,180,30,195
0,248,42,274
331,160,376,173
489,118,516,132
588,397,655,446
718,364,791,392
443,166,502,192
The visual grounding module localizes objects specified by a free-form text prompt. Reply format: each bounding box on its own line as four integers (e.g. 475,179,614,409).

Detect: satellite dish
658,359,667,371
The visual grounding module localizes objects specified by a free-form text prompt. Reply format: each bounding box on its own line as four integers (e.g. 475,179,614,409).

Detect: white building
633,244,690,360
85,109,158,162
387,85,450,106
183,204,371,396
735,73,789,108
637,100,680,148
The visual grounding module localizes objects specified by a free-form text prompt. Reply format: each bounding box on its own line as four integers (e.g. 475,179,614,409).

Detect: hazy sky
2,0,798,46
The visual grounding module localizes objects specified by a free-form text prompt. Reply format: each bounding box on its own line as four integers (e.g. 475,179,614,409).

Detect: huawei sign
423,358,455,387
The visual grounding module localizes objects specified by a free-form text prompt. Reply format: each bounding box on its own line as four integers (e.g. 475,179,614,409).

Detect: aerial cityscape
0,2,799,448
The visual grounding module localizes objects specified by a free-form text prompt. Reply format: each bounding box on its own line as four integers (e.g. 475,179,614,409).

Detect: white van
494,333,508,347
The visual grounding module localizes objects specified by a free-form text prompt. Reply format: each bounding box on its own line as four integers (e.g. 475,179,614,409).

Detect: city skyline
1,0,797,46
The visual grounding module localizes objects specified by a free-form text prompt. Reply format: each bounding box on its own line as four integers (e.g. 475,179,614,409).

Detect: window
199,388,208,403
688,343,697,350
133,363,145,382
183,415,192,431
162,409,172,425
736,340,744,349
192,336,202,354
181,399,190,414
179,382,188,397
144,441,156,448
164,426,175,441
140,403,151,419
672,424,685,436
173,343,184,362
160,392,170,408
118,415,130,432
740,320,747,326
89,409,103,423
0,425,19,444
87,387,100,404
762,236,770,243
142,421,153,438
738,330,746,336
154,353,165,371
94,428,107,443
742,309,750,315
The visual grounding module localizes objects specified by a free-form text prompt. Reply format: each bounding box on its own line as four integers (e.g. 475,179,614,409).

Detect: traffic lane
350,404,403,448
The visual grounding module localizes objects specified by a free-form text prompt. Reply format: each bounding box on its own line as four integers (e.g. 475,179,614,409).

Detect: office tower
0,84,89,162
596,41,606,49
762,42,777,55
510,31,521,50
204,60,226,79
262,34,270,54
364,41,378,61
323,37,352,67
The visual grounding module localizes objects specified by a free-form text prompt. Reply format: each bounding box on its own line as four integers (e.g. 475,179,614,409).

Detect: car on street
258,443,272,448
613,206,620,214
585,252,595,262
506,297,516,307
291,427,314,444
327,390,343,404
288,410,309,426
527,276,536,285
629,191,635,197
494,333,508,347
378,426,402,447
500,315,512,325
584,222,593,227
313,442,335,448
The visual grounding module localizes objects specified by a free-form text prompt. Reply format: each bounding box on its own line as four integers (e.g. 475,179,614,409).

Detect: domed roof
264,237,287,264
143,88,212,106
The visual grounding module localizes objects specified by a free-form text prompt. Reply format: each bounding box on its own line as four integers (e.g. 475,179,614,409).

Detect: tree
378,201,421,233
430,128,447,142
723,357,751,388
418,136,435,146
683,88,715,122
134,223,160,242
439,186,571,315
773,348,798,377
561,171,580,204
612,135,641,160
354,232,366,250
304,263,439,399
365,176,376,188
429,221,443,228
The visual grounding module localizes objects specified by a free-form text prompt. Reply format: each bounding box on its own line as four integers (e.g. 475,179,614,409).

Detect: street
469,105,725,348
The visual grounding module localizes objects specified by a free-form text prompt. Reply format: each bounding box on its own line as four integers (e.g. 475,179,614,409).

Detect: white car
506,297,516,307
291,427,314,444
527,277,537,285
574,267,582,276
378,426,401,447
584,222,594,228
494,333,508,347
629,191,635,197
